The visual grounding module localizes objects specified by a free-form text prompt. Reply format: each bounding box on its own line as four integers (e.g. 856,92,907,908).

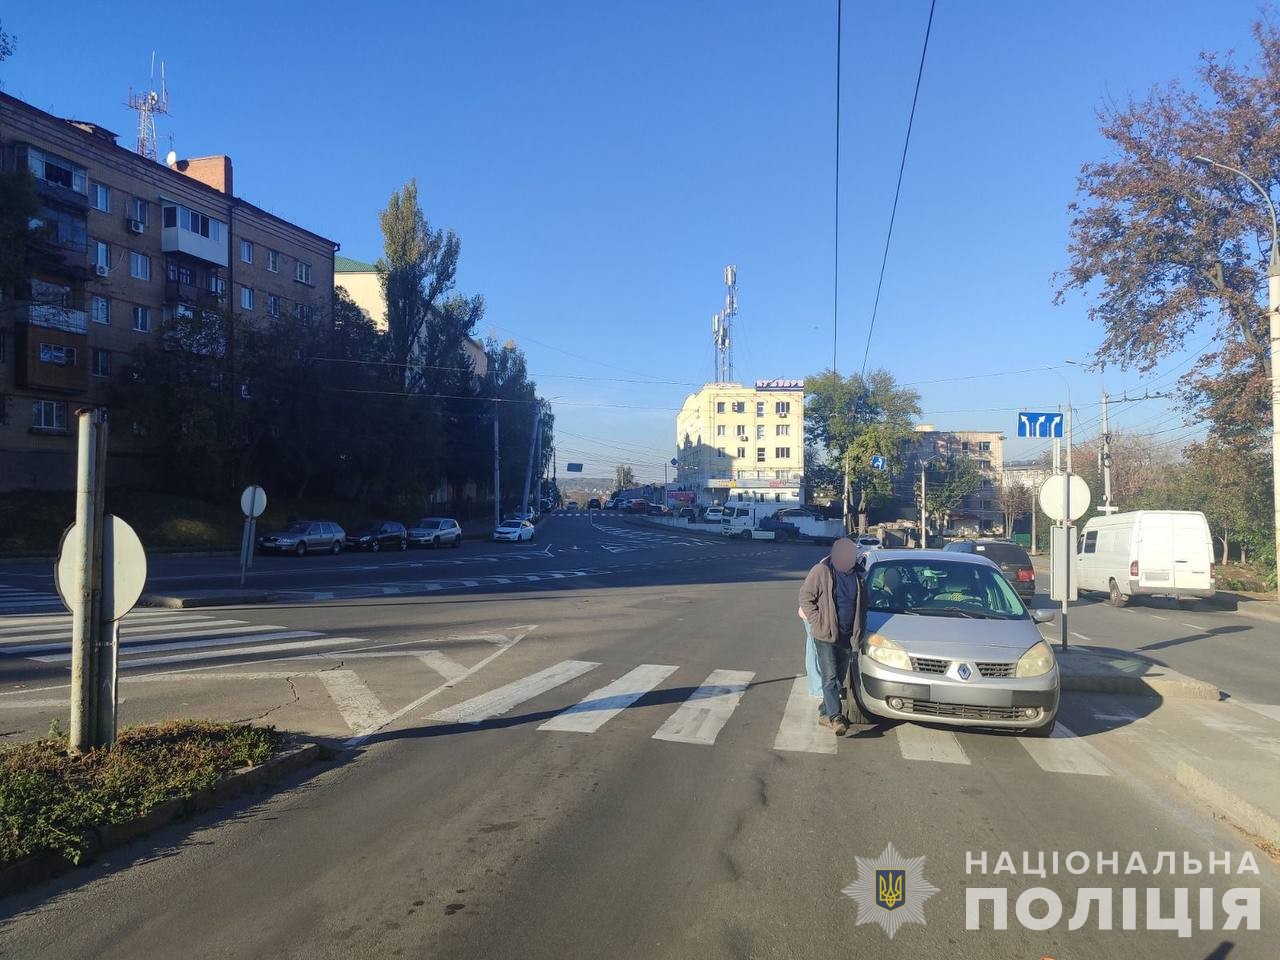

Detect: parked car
566,502,580,512
604,499,616,510
258,521,345,556
493,519,536,542
345,520,408,552
850,550,1059,736
677,507,698,521
587,498,602,510
407,517,463,549
511,507,537,522
1075,510,1215,607
945,538,1035,599
627,499,650,514
702,506,725,523
647,504,672,516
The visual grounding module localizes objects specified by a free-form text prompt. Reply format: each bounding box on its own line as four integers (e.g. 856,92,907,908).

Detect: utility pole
842,451,852,535
69,409,106,756
492,414,501,529
1060,398,1074,650
519,401,542,517
919,461,927,549
533,407,543,511
1100,390,1114,513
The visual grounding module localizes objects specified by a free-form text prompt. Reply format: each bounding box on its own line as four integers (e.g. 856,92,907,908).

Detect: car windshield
865,559,1027,620
499,521,521,529
973,542,1030,566
415,519,442,529
283,522,311,534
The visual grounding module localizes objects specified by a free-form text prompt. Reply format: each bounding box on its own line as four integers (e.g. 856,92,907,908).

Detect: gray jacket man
798,537,865,735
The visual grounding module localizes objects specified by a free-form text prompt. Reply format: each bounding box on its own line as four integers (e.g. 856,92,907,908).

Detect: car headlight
1016,640,1055,678
864,632,912,671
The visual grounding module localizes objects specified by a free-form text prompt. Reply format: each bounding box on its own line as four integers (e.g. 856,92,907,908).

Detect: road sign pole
94,620,120,747
68,409,105,756
1061,401,1073,651
920,462,927,549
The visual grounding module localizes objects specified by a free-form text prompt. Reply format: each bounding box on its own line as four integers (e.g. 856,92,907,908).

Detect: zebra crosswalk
425,658,1115,776
0,584,64,614
591,523,715,549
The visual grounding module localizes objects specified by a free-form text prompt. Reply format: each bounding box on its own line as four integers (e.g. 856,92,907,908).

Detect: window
240,286,254,310
132,305,151,332
267,249,279,273
207,273,226,296
716,446,726,457
978,440,991,452
736,425,747,439
32,399,68,431
91,182,110,212
961,441,970,452
1082,530,1098,555
26,147,87,194
756,401,765,417
736,446,746,459
731,401,745,413
715,424,725,437
130,197,148,224
756,447,767,463
39,343,76,366
755,424,765,440
775,447,791,459
164,204,223,240
716,401,725,413
240,239,254,264
129,251,150,281
775,401,791,416
267,294,280,318
93,241,109,271
776,424,790,437
91,349,110,377
293,302,313,322
295,260,312,284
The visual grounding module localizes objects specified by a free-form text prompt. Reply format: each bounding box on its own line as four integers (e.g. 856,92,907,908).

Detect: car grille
907,701,1024,721
976,662,1016,679
910,656,949,674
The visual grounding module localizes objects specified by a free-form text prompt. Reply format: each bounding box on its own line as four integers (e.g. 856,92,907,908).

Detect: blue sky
2,1,1263,480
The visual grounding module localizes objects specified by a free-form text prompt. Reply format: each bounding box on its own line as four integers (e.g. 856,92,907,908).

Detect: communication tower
711,265,738,383
126,53,169,161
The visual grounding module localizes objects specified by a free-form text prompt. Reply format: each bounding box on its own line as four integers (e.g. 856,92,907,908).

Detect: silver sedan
851,550,1059,736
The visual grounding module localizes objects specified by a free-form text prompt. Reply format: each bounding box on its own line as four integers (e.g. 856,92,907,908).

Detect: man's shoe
832,716,850,737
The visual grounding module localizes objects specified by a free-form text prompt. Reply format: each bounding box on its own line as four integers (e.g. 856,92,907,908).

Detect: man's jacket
799,557,865,645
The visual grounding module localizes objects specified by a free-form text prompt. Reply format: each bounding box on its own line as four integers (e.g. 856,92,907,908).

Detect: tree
0,165,36,301
1176,440,1272,566
614,464,635,493
924,455,982,533
1056,18,1280,442
0,20,16,64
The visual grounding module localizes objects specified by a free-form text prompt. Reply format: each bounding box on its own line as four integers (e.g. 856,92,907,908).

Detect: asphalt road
0,513,1276,959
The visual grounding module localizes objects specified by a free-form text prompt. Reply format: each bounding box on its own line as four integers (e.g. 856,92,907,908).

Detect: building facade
675,379,805,507
894,425,1007,533
0,92,338,490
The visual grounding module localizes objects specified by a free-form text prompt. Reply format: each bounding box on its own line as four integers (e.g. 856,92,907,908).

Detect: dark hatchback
345,520,408,552
944,538,1036,598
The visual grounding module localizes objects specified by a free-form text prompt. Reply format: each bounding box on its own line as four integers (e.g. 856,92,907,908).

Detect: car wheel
842,663,872,726
296,542,307,557
332,540,341,554
740,529,752,540
371,540,380,553
1025,715,1057,738
1108,578,1127,608
452,536,461,549
431,536,440,549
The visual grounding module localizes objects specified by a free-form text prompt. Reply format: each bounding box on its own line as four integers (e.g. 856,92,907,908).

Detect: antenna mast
711,264,738,383
126,53,169,161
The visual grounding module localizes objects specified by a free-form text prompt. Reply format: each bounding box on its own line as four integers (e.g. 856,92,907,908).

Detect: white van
1076,510,1215,607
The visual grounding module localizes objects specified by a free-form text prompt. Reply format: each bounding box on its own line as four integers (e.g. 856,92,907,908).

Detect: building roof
335,255,378,273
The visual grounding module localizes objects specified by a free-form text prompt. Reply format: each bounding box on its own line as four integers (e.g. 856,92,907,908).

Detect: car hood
261,531,297,539
865,610,1043,658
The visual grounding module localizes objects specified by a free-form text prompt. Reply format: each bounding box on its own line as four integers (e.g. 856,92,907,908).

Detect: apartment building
675,379,805,506
0,91,337,490
895,425,1007,533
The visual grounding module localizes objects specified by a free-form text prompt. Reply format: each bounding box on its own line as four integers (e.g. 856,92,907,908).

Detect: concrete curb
1199,593,1280,625
0,742,321,899
1175,760,1280,846
139,590,277,609
1057,649,1221,701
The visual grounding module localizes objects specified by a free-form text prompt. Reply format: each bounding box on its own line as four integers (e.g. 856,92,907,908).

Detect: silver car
257,520,345,556
852,550,1059,736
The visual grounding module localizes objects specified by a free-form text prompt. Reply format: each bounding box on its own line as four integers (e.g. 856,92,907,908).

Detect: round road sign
1038,474,1092,523
55,515,148,621
241,485,268,519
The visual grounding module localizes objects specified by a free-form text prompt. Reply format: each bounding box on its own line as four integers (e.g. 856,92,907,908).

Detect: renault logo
957,663,972,680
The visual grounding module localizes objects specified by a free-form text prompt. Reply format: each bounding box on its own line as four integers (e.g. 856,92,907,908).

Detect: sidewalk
1058,645,1220,700
139,588,275,609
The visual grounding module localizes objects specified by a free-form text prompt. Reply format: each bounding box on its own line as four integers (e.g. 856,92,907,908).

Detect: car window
974,542,1030,565
865,559,1026,619
285,522,310,534
417,519,441,529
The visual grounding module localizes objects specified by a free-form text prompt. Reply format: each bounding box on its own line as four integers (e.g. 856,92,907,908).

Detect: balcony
162,225,228,267
164,278,224,309
20,302,88,334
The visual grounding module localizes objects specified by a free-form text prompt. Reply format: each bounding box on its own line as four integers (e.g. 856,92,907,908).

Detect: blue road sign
1017,412,1064,439
670,458,678,467
870,455,888,471
566,463,583,472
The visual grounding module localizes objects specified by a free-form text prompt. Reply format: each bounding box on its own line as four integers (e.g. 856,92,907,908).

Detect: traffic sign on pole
1038,474,1091,522
237,486,267,588
56,515,147,621
1017,412,1065,438
240,485,267,518
870,455,887,471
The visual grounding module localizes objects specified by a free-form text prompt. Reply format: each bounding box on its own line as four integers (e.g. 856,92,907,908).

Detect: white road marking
895,723,971,764
1234,701,1280,724
1179,622,1207,631
0,698,69,709
0,614,205,638
0,618,244,651
414,651,470,683
1149,614,1169,621
427,659,599,725
652,669,755,746
111,632,331,668
1017,723,1111,776
539,663,678,734
772,675,837,754
1070,631,1092,643
318,669,392,734
29,625,307,661
0,608,184,630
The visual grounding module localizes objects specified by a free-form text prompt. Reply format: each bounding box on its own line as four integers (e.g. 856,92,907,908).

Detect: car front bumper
857,655,1059,729
256,541,297,552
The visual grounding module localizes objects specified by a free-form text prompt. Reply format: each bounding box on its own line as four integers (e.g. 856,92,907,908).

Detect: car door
1171,513,1212,591
306,523,324,549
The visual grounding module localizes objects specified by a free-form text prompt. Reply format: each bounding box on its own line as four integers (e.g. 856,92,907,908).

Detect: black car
944,538,1036,598
677,507,698,520
345,520,407,552
587,498,602,510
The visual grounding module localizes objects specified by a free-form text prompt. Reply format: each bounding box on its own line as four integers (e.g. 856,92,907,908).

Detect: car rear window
974,542,1030,565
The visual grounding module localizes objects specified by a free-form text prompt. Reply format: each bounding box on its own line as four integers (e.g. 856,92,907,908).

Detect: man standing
798,537,865,736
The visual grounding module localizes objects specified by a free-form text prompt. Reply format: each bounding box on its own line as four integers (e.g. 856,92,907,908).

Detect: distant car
627,499,650,514
944,538,1035,599
346,520,408,552
493,519,535,542
587,498,602,510
258,521,344,556
702,506,725,523
677,507,698,520
647,504,672,516
604,499,616,510
511,507,537,522
856,535,882,556
408,517,463,549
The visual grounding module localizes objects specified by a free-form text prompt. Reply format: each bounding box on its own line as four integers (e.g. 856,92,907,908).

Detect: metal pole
920,461,927,549
1061,399,1073,651
91,417,115,747
1270,251,1279,601
493,414,501,529
520,402,541,517
68,409,104,755
1030,486,1037,556
1101,390,1114,513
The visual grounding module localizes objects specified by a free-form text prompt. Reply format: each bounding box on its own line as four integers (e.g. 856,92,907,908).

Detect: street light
1190,155,1280,601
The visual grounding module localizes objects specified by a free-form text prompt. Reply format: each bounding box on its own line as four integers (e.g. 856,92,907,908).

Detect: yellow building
675,379,805,506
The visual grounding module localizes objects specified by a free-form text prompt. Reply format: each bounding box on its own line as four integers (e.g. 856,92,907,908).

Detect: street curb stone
1057,648,1221,700
0,741,320,899
1175,760,1280,846
139,590,277,608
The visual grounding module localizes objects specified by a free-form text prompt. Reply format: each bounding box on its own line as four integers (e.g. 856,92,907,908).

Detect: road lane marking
318,669,392,734
1149,614,1169,621
772,675,837,754
414,651,471,682
0,698,69,709
652,669,755,746
0,609,186,630
106,632,329,668
0,613,206,638
427,659,599,725
1070,631,1092,643
895,723,971,764
539,664,679,734
25,624,299,660
0,618,243,650
1179,622,1207,631
1017,723,1111,776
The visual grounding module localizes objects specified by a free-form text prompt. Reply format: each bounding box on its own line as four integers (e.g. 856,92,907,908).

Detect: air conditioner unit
94,264,109,277
127,219,144,234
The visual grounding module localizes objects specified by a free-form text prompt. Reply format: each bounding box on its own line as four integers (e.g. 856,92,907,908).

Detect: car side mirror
1030,608,1055,624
